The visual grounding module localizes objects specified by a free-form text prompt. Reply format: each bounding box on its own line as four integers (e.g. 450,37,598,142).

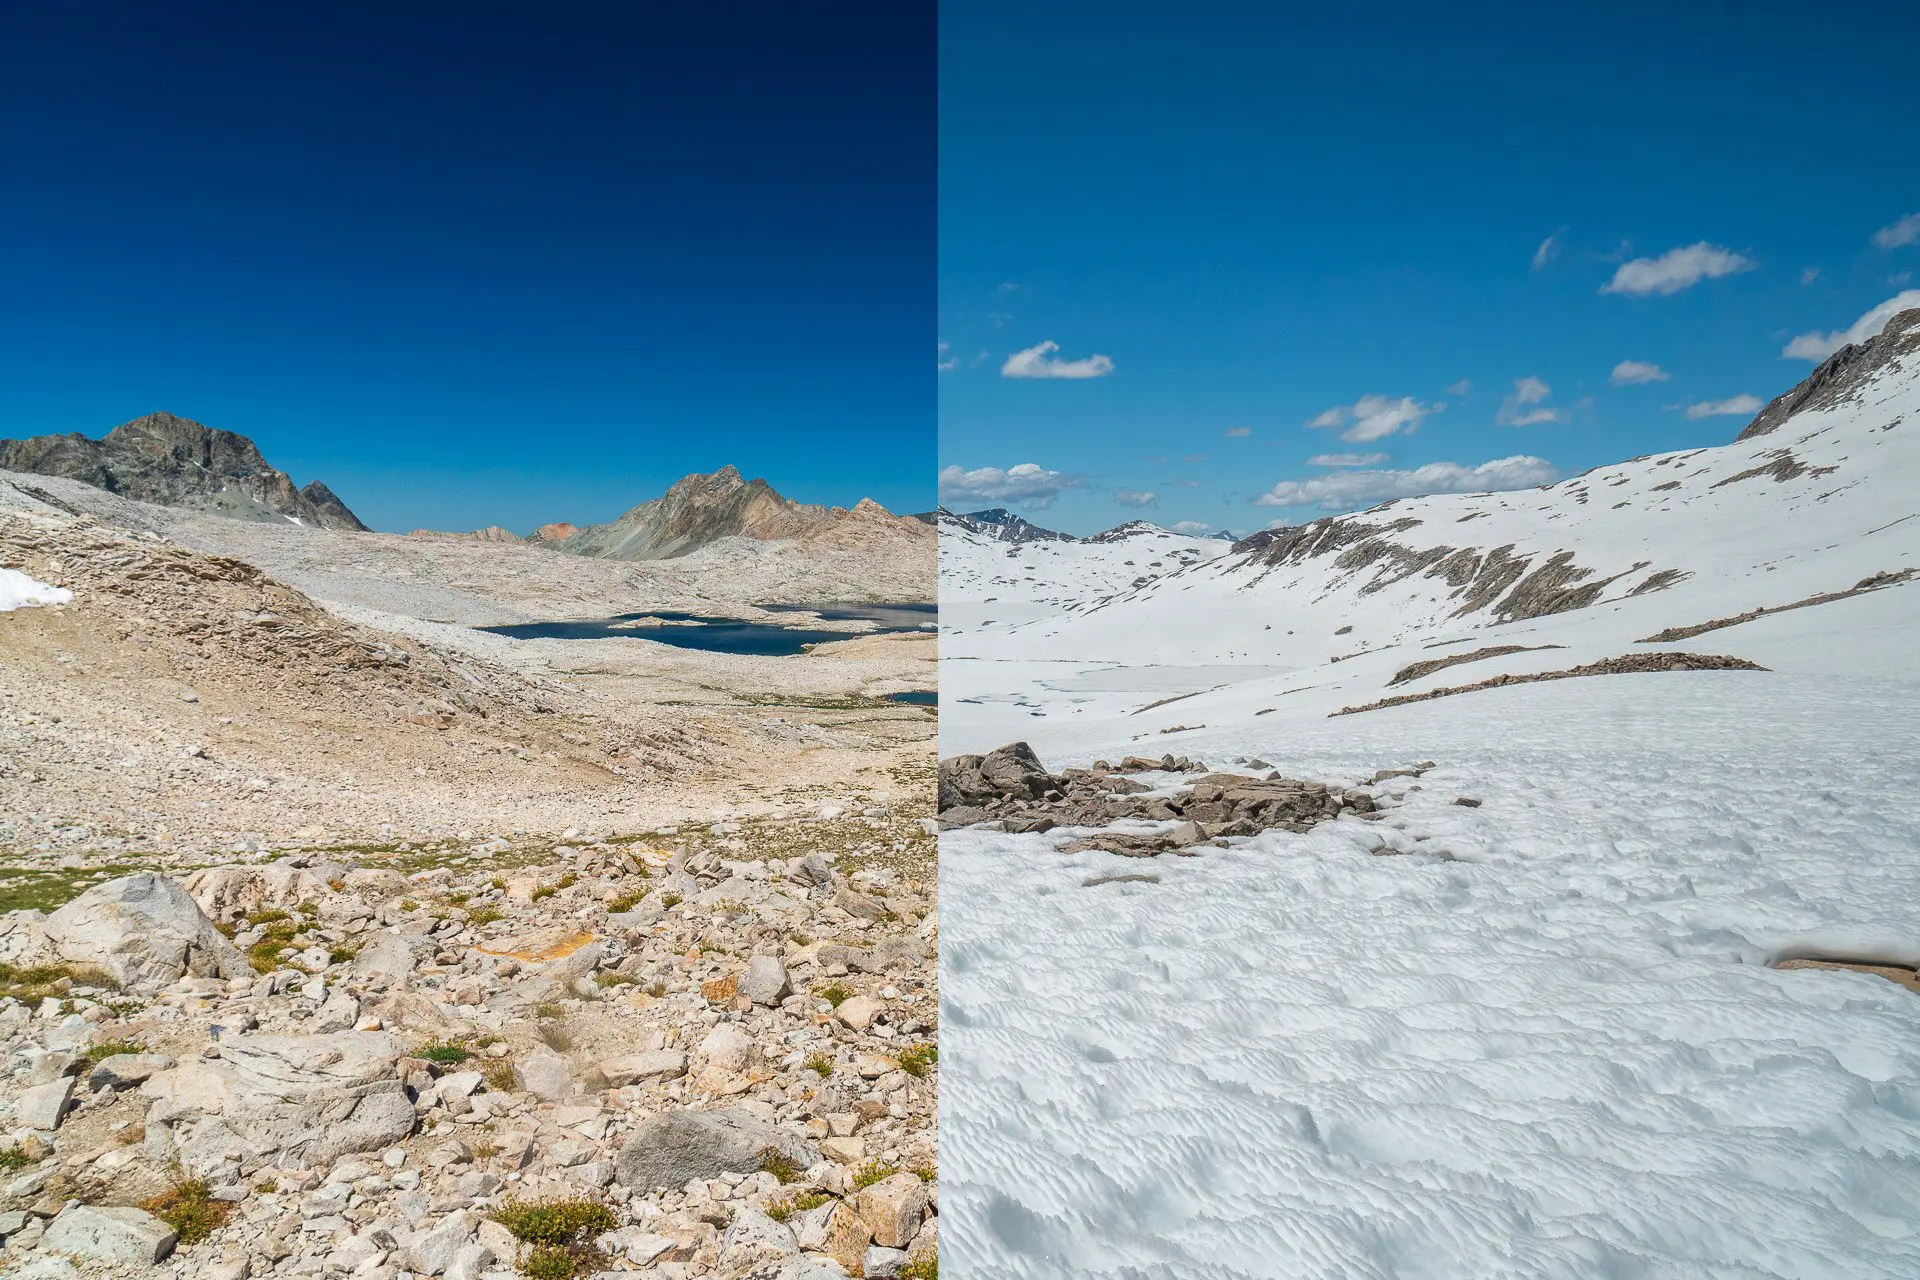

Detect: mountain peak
0,413,367,531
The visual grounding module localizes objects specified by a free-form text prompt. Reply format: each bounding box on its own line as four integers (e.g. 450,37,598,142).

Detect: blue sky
0,2,933,532
938,0,1920,536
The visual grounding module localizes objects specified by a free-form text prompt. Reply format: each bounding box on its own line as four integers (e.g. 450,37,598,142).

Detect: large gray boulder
144,1032,414,1175
44,874,247,987
614,1107,820,1192
41,1204,176,1264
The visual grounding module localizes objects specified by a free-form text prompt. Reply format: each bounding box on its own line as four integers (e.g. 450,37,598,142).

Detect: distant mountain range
0,414,927,563
0,412,368,531
938,506,1233,545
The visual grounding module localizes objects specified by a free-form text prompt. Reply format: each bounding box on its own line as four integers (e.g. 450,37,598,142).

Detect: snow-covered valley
939,310,1920,1276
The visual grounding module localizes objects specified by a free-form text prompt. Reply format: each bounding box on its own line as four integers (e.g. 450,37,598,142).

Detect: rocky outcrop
937,507,1074,545
559,466,924,562
940,741,1377,853
0,412,367,530
43,874,247,988
1739,307,1920,440
614,1106,822,1192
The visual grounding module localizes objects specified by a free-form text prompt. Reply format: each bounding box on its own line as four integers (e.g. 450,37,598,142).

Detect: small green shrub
660,893,683,909
491,1196,616,1276
815,981,853,1008
81,1038,145,1066
767,1190,828,1222
853,1160,898,1189
898,1043,938,1078
607,890,645,913
467,906,505,926
0,1148,33,1171
415,1039,472,1065
758,1147,804,1184
899,1255,938,1280
805,1053,834,1077
143,1178,229,1245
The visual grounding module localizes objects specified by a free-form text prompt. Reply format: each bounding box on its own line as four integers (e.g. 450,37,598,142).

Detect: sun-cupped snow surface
942,324,1920,1277
943,676,1920,1279
0,566,71,611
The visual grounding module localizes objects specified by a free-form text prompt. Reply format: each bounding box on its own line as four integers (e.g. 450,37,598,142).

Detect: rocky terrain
0,416,366,533
1,472,933,624
0,797,936,1280
938,741,1386,856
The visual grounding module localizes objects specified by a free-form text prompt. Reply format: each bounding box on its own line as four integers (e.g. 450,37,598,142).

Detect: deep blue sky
938,0,1920,535
1,2,933,532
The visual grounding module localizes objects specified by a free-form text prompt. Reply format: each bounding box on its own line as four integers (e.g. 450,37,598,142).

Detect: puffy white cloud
1610,360,1670,386
1683,395,1764,420
1113,489,1158,507
1532,229,1565,270
1445,379,1472,397
1253,455,1559,510
938,462,1082,511
1306,394,1441,443
1306,452,1390,467
1000,340,1114,379
1782,289,1920,360
1601,242,1754,296
1873,213,1920,250
1172,520,1214,535
1224,426,1252,438
1496,375,1568,426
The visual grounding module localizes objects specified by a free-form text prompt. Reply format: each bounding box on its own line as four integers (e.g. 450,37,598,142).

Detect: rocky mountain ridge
0,412,367,531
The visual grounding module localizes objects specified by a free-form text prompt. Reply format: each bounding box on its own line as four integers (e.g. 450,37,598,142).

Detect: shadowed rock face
559,464,918,561
0,412,367,530
1739,307,1920,441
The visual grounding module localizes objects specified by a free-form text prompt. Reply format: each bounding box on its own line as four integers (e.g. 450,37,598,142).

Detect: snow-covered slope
940,512,1230,620
940,309,1920,1278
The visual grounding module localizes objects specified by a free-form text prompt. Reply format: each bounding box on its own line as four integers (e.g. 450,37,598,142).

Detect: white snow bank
0,567,71,612
943,674,1920,1277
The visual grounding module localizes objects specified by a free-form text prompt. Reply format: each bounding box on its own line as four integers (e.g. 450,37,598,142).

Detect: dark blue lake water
479,602,936,657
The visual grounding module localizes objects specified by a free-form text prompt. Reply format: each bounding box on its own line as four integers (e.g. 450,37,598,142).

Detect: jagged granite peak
1739,307,1920,441
0,412,368,531
938,507,1075,545
558,466,915,561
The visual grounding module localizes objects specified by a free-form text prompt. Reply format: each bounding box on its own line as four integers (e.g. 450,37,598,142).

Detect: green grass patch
143,1178,229,1246
898,1043,937,1078
853,1160,898,1190
767,1190,828,1222
490,1196,615,1277
814,981,853,1008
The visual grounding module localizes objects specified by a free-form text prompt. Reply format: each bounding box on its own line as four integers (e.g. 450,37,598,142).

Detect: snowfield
941,312,1920,1277
0,566,71,612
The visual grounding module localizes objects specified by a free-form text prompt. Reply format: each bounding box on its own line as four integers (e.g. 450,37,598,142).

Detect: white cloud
1601,242,1755,296
936,342,956,373
1781,289,1920,360
1800,266,1821,286
1254,455,1560,511
1610,360,1670,386
1532,228,1566,270
1307,452,1390,467
1172,521,1213,535
1445,379,1471,397
938,462,1082,511
1001,340,1114,380
1306,394,1441,443
1873,213,1920,250
1113,489,1158,507
1683,394,1764,420
1224,426,1252,438
1496,376,1568,426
